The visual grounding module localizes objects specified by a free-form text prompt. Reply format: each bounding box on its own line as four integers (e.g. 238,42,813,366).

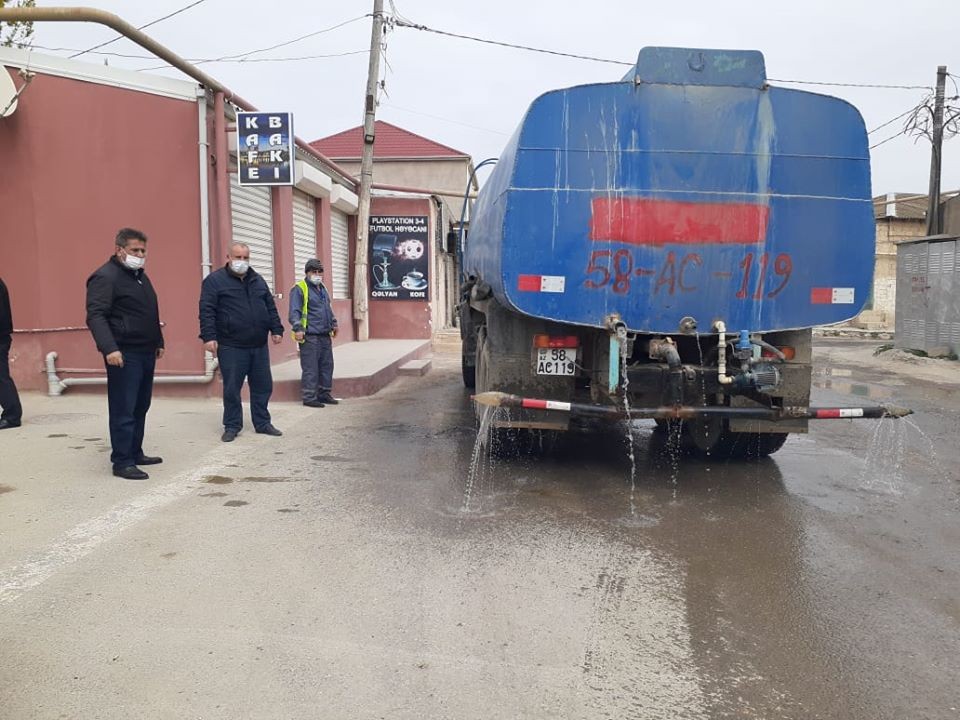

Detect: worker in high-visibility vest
289,259,339,408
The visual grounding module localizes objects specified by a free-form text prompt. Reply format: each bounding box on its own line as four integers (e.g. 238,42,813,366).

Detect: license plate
536,348,576,376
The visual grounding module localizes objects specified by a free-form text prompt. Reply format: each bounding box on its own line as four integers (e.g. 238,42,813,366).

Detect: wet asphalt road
1,339,958,719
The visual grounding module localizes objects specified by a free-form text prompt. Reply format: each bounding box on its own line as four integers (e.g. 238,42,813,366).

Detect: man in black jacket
0,276,23,430
86,228,165,480
199,242,284,442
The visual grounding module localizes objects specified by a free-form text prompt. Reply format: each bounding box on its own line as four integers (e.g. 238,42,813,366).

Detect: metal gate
927,239,959,351
896,236,960,354
331,208,350,299
230,174,275,292
292,190,317,284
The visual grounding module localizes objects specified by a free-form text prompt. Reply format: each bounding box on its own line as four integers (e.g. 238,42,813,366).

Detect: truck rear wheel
713,431,788,459
462,353,476,388
474,326,559,456
683,416,788,459
702,428,788,459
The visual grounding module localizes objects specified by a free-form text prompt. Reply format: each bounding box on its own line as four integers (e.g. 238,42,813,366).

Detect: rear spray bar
471,392,913,421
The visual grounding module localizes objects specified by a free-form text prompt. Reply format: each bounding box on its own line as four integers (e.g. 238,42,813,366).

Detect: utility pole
925,65,947,236
353,0,384,342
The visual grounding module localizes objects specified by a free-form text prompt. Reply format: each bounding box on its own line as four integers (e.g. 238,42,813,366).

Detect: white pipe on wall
45,351,218,397
197,86,212,278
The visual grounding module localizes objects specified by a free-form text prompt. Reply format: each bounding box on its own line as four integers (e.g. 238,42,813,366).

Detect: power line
392,17,938,90
381,101,510,135
201,14,368,62
29,44,367,64
392,18,634,66
207,50,368,63
136,15,368,71
32,45,159,60
767,78,932,91
869,132,904,150
167,49,367,65
868,104,924,134
69,0,210,59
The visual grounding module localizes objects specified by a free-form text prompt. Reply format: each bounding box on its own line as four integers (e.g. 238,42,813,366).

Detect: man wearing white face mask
86,228,165,480
199,242,284,442
289,259,339,407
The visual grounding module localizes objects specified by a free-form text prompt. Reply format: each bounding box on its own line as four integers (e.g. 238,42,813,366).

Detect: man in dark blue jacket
199,242,284,442
0,276,23,430
289,259,339,407
86,228,165,480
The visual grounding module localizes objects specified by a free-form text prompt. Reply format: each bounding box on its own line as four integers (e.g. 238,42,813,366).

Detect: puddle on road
203,475,234,484
462,404,556,514
813,377,892,400
223,500,249,507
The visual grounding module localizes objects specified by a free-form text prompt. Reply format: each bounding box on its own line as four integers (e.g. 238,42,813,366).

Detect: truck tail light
762,346,796,360
533,334,579,349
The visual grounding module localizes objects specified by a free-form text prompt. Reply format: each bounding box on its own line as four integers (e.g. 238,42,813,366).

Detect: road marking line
0,461,222,606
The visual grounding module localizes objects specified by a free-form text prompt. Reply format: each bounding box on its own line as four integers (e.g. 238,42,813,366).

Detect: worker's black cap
304,259,324,273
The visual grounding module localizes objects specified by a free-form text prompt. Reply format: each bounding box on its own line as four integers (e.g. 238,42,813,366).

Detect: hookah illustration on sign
372,235,399,290
372,233,427,291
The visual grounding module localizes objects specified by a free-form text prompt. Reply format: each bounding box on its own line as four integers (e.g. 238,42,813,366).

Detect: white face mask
308,274,323,285
230,260,250,275
122,253,145,270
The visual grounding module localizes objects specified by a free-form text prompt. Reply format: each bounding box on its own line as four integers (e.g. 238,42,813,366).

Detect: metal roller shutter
331,208,350,299
292,190,317,283
230,173,275,292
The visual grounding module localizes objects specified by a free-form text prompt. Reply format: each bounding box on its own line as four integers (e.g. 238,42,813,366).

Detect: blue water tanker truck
460,47,910,457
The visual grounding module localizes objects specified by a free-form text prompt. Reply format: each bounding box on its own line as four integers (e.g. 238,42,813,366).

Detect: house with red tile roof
311,121,478,339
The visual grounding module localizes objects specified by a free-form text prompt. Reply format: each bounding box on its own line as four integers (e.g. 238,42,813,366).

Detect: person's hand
294,331,305,342
330,328,338,338
204,340,218,353
105,351,124,367
156,348,165,359
271,334,283,345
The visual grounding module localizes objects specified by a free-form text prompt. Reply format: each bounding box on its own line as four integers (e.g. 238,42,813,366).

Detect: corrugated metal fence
896,235,960,354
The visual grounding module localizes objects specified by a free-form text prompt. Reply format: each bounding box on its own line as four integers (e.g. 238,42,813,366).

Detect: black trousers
105,350,156,468
0,335,22,425
218,344,273,432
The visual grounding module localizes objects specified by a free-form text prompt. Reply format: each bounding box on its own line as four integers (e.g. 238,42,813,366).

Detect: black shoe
0,419,21,430
303,399,325,408
135,454,163,465
221,429,238,443
317,395,339,405
255,424,283,436
113,465,149,480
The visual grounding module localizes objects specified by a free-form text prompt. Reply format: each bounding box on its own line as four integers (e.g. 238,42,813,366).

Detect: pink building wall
0,68,204,392
0,61,430,398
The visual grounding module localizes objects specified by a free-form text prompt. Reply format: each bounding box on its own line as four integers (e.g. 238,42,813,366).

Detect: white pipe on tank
713,320,734,385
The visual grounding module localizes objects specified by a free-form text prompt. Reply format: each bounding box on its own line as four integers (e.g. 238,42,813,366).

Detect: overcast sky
24,0,960,196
